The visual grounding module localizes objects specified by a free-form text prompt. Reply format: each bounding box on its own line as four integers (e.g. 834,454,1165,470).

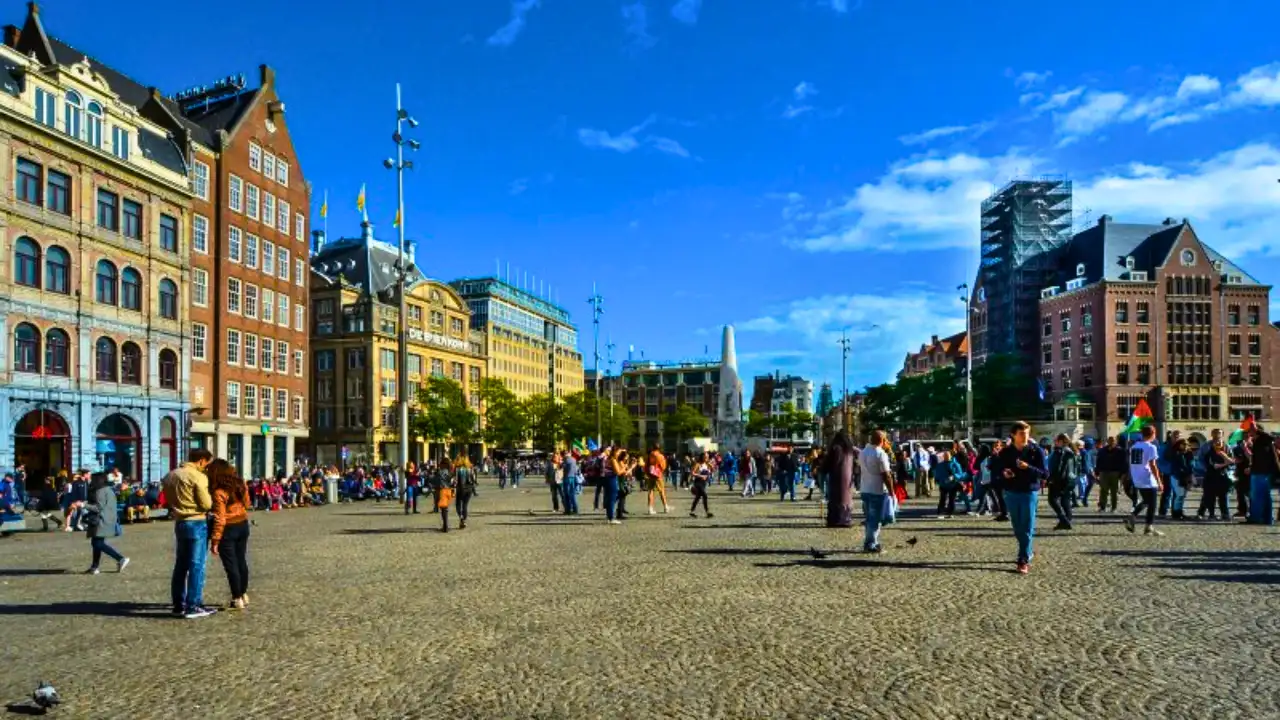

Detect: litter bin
326,477,339,504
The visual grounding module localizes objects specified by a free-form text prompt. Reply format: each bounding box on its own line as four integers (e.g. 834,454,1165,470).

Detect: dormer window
1124,256,1135,270
1129,271,1148,281
1075,263,1085,277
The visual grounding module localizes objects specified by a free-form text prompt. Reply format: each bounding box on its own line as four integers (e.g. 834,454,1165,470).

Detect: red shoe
1016,562,1029,575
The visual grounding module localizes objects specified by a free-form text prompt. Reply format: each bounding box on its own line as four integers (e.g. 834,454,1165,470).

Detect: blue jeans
90,536,123,568
602,476,619,521
725,471,736,492
778,473,795,501
561,479,579,514
172,519,209,612
1003,490,1039,564
860,492,887,550
1249,473,1274,525
1171,478,1188,514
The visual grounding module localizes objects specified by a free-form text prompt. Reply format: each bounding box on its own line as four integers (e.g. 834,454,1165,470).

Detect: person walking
560,452,580,516
934,452,961,519
646,443,671,514
912,444,931,498
821,431,855,528
776,451,797,502
996,421,1048,575
454,457,477,529
545,453,563,513
1156,431,1180,518
688,453,714,519
435,459,456,532
1197,438,1233,521
858,431,896,551
208,459,251,611
600,448,624,525
1247,423,1278,525
82,473,129,575
1123,424,1164,536
1232,435,1252,519
1046,434,1080,531
403,461,422,515
1169,437,1193,521
162,449,216,619
1096,436,1125,513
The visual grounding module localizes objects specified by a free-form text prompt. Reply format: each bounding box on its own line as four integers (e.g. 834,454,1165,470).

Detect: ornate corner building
0,4,310,487
0,8,194,488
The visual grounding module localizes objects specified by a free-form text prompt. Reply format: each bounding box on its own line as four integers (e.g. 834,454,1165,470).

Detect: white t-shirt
860,445,893,495
1128,441,1160,489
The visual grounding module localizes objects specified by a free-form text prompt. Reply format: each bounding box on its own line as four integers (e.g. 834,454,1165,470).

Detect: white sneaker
648,508,656,515
609,520,622,525
117,557,130,573
1144,526,1164,537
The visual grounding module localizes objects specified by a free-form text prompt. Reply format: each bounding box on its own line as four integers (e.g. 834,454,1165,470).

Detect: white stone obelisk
717,325,745,451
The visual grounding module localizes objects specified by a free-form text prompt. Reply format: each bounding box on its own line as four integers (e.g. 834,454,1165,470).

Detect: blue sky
40,0,1280,398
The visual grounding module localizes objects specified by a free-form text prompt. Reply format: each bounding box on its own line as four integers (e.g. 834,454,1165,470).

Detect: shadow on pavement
1092,549,1280,586
0,569,68,577
0,602,171,618
755,558,1012,572
679,523,818,530
5,702,47,716
664,548,854,557
337,528,440,535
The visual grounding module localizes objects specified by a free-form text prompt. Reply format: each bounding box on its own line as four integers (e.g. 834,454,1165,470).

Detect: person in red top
404,462,422,515
646,443,670,515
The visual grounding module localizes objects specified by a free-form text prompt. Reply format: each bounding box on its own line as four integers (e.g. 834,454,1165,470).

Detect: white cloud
827,0,851,12
1055,91,1129,139
735,290,967,386
576,117,692,158
898,122,992,146
1176,74,1221,100
782,104,814,119
790,149,1040,253
622,2,657,49
650,136,691,158
794,81,818,101
1014,70,1052,89
671,0,701,24
509,177,530,195
1225,62,1280,107
487,0,540,47
1033,86,1085,114
782,81,821,120
1075,143,1280,258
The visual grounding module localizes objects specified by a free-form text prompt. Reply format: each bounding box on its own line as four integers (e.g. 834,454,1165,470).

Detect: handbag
882,493,898,524
437,487,454,509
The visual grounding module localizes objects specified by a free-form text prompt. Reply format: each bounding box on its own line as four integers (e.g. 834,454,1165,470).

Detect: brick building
178,67,311,477
898,331,968,380
1037,215,1280,441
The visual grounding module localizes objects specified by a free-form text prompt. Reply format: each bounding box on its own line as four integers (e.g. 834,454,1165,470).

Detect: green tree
413,377,478,460
559,391,637,448
972,353,1050,424
663,403,709,449
477,378,527,448
745,409,771,437
524,393,566,450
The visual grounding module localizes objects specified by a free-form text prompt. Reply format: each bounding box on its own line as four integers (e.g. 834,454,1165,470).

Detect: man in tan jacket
162,449,214,619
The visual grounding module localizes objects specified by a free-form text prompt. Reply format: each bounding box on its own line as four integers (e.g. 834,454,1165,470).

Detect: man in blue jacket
995,421,1049,575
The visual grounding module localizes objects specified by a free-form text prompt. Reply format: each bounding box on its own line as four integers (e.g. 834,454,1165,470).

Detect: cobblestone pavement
2,481,1279,719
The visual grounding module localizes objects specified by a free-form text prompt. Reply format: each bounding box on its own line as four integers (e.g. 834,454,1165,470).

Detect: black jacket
1047,449,1079,488
994,443,1048,493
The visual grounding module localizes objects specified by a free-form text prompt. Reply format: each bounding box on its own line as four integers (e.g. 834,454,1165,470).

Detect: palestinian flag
1123,399,1155,435
1228,414,1255,446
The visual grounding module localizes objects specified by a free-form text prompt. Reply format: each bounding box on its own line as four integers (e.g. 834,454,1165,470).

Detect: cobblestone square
2,483,1278,719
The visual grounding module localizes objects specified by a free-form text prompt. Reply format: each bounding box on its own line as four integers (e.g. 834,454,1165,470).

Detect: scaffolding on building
979,178,1073,366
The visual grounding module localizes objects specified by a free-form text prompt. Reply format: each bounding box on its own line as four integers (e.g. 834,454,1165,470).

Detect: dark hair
188,448,214,464
830,430,854,453
207,459,242,497
1011,421,1031,434
87,473,109,495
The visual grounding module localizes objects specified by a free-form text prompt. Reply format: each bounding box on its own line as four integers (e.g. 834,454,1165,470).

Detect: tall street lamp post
385,84,419,470
838,330,851,435
588,284,604,447
959,283,974,443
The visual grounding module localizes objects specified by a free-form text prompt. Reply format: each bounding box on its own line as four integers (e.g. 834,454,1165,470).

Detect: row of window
226,227,306,284
13,324,178,388
223,329,304,376
1226,304,1264,327
225,381,303,422
225,277,304,330
17,158,178,250
248,143,290,187
228,176,304,241
14,239,178,318
33,88,130,161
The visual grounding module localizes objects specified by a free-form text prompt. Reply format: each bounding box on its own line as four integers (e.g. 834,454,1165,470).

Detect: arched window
95,260,118,305
121,342,142,385
158,278,178,320
45,246,70,294
45,328,70,376
95,337,117,381
121,267,142,311
159,349,178,389
86,101,104,147
13,323,39,373
14,237,40,287
64,90,83,140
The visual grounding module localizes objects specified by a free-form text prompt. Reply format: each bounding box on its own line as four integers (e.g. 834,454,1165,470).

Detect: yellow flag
393,208,401,228
356,183,366,213
320,190,328,219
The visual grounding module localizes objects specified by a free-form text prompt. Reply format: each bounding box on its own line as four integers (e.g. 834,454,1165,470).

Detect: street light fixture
386,83,419,471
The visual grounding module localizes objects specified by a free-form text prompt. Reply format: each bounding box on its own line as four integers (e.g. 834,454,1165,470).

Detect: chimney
931,335,939,345
312,229,326,253
1097,214,1112,227
1163,217,1177,226
259,64,275,88
4,24,20,48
